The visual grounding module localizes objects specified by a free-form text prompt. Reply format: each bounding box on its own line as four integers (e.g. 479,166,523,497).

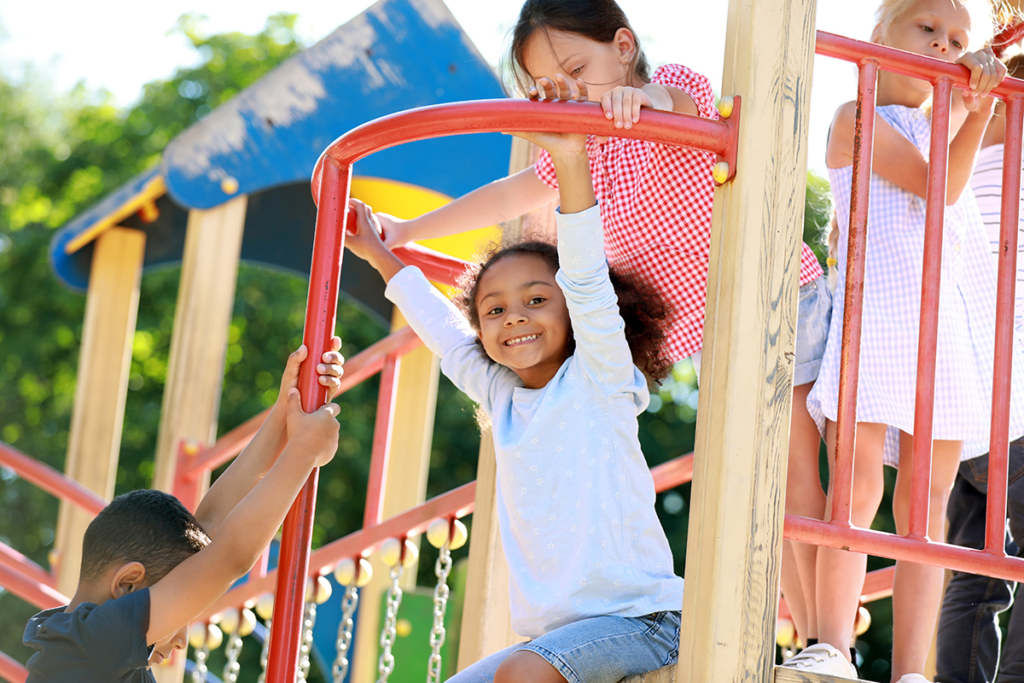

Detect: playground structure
5,1,1024,682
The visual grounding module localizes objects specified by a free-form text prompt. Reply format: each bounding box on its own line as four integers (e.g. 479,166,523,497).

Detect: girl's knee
494,651,566,683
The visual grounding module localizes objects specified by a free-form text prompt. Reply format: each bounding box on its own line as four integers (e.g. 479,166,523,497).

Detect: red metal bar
908,78,953,540
312,99,738,202
175,326,424,483
201,481,477,620
200,449,697,619
832,60,879,528
0,442,107,516
267,156,351,683
816,31,1024,96
172,440,204,513
393,242,472,285
786,515,1024,583
0,651,27,683
363,353,400,528
987,96,1024,553
0,543,54,589
651,452,694,491
0,562,67,610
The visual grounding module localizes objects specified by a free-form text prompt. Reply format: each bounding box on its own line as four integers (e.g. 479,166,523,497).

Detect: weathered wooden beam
676,0,817,681
54,227,146,596
150,197,246,683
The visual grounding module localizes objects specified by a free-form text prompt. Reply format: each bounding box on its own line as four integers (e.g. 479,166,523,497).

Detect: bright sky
0,1,874,173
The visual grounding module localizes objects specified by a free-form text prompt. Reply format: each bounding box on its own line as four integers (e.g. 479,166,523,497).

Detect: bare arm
147,391,339,646
193,340,343,538
826,100,993,205
381,167,557,248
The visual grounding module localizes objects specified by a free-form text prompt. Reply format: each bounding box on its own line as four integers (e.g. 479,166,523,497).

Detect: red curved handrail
817,31,1024,97
311,98,735,201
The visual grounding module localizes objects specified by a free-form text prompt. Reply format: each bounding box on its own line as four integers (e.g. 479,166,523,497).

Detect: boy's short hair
79,490,211,583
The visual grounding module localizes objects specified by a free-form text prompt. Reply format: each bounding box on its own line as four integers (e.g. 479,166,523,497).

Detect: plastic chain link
191,645,210,683
376,565,405,683
223,632,243,683
427,542,453,683
256,620,271,683
333,586,360,683
297,601,317,683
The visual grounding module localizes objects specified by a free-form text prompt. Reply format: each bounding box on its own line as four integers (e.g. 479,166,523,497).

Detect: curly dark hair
455,239,673,382
503,0,652,98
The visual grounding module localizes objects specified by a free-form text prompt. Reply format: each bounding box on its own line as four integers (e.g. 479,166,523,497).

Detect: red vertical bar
266,156,352,682
986,96,1024,554
833,60,879,527
908,78,953,539
364,353,401,528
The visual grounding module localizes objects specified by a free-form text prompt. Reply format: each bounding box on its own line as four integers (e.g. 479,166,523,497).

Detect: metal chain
332,586,360,683
426,543,453,683
376,565,404,683
222,632,243,683
190,644,210,683
256,619,270,683
297,601,317,682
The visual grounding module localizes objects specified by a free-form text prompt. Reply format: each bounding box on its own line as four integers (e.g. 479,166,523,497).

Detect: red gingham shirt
535,64,824,362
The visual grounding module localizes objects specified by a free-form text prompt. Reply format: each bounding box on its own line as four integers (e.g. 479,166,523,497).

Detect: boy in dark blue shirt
23,342,344,681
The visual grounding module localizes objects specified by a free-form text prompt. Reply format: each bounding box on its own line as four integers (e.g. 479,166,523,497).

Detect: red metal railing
257,97,744,682
784,32,1024,582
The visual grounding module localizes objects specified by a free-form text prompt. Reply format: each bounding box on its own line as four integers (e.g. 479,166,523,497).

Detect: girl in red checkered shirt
376,0,829,652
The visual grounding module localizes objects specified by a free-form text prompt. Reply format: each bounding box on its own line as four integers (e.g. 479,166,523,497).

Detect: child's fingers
318,402,341,418
319,374,342,399
576,79,590,101
321,348,344,365
552,73,576,99
329,336,342,353
536,77,558,100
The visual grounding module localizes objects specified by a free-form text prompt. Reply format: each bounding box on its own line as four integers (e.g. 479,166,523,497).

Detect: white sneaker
896,675,930,682
781,643,858,679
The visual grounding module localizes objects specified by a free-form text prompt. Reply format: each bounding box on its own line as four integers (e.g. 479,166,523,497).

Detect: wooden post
351,308,441,683
53,227,146,596
676,1,817,682
150,197,246,683
456,431,525,669
456,136,550,668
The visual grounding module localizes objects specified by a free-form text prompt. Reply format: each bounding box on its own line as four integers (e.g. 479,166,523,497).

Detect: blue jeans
936,438,1024,683
449,611,681,683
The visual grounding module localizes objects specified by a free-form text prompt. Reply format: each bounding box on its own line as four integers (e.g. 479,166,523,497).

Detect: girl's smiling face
520,27,638,101
474,253,572,388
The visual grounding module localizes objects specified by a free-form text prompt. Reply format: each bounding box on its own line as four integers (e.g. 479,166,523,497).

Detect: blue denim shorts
689,276,831,385
449,611,681,683
793,275,832,387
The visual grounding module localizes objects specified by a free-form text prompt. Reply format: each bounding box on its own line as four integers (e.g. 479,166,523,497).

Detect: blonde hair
871,0,997,50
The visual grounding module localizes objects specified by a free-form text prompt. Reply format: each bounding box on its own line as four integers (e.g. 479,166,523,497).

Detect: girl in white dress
794,1,1024,681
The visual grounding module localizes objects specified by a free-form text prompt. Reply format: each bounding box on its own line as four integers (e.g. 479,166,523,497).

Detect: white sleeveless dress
807,104,1024,465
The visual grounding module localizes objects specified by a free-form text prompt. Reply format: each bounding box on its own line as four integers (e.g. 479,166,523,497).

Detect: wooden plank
676,1,817,682
53,227,146,596
456,430,525,670
774,664,870,683
621,664,676,683
351,308,440,683
150,198,246,683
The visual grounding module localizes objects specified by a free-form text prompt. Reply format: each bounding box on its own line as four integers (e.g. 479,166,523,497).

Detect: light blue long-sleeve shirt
385,204,683,638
